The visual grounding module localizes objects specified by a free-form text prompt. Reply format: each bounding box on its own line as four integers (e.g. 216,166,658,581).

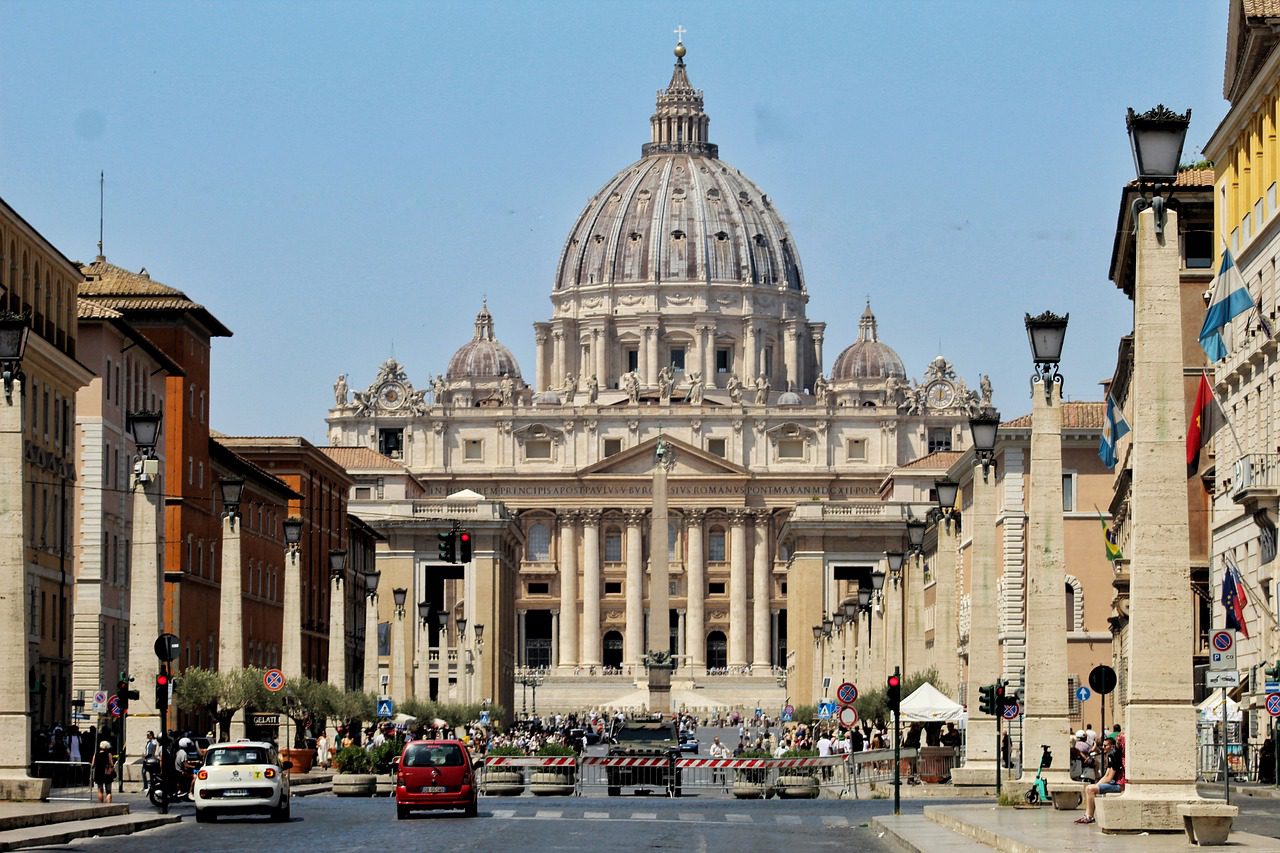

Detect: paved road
66,794,929,852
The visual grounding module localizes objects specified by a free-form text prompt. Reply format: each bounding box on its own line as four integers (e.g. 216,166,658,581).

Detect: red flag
1187,372,1218,476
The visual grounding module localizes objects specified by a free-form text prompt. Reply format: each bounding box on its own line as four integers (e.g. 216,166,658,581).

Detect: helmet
179,738,193,749
1075,730,1086,739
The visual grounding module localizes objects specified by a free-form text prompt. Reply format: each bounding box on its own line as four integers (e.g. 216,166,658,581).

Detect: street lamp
0,310,30,401
906,518,927,554
283,517,303,551
417,600,432,625
392,587,407,617
456,616,467,640
934,478,960,530
821,616,833,638
811,624,823,643
126,410,162,459
218,478,244,520
870,565,887,595
1126,104,1192,229
1025,312,1069,402
329,549,347,583
885,551,905,588
842,600,858,622
365,570,380,596
969,409,1001,481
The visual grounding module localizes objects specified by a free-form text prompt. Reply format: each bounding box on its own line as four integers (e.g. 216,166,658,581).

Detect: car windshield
615,724,673,743
403,744,464,768
205,748,268,766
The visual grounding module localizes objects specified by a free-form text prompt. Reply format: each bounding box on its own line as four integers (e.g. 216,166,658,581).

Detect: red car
395,739,479,819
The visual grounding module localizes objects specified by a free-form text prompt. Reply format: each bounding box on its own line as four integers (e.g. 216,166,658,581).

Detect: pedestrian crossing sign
377,697,394,718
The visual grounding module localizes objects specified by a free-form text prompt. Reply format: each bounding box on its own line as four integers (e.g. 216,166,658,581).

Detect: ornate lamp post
327,549,348,690
415,600,432,700
123,410,164,763
280,517,304,681
363,569,380,694
0,311,30,401
391,587,408,701
217,478,245,675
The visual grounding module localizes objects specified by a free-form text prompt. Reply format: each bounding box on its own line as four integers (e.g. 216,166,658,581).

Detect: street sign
754,707,763,718
836,681,858,705
1210,630,1236,671
1088,664,1118,696
377,697,394,718
91,690,107,714
1002,701,1021,720
479,710,490,726
263,668,286,692
1266,694,1280,718
154,633,181,662
1076,686,1092,703
781,703,795,722
108,694,121,717
838,706,858,728
1206,670,1241,689
1266,681,1280,695
817,700,836,719
251,713,281,726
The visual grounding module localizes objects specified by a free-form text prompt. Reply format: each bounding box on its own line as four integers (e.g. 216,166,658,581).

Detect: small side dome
446,303,524,381
831,302,906,382
777,390,803,406
531,390,562,407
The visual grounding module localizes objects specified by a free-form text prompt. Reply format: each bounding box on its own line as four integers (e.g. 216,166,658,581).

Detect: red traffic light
156,674,168,686
460,532,470,543
887,675,901,688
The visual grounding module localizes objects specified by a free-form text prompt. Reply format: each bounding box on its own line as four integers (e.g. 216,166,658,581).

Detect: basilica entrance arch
602,630,623,669
706,631,727,671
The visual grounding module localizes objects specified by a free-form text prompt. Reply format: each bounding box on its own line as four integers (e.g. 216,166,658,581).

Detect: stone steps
0,803,129,832
870,813,993,853
0,812,180,851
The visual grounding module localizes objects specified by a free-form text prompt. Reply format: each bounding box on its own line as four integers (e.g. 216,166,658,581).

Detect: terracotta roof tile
79,257,232,337
900,450,964,470
320,446,408,471
1244,1,1280,17
1125,167,1215,189
1001,401,1105,430
76,299,122,320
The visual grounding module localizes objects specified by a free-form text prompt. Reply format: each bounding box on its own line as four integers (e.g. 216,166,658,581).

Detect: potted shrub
482,745,526,796
529,742,576,796
332,746,376,797
732,750,773,799
775,748,821,799
371,735,405,796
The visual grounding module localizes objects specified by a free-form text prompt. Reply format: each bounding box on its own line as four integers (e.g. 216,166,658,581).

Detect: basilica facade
324,43,990,713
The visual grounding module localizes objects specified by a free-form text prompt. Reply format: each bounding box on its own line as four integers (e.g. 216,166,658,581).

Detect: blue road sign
1076,686,1092,703
377,697,394,718
479,710,490,725
1266,681,1280,694
1002,701,1021,720
781,707,793,722
817,700,836,719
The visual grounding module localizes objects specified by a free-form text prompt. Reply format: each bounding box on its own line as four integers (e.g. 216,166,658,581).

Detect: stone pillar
933,519,959,691
685,511,706,670
904,554,925,688
624,510,645,666
557,512,579,669
1097,206,1222,829
649,456,670,657
0,378,48,798
363,593,379,694
218,515,244,672
953,466,1000,786
553,331,565,389
391,610,410,702
728,510,749,667
518,610,527,666
549,609,559,669
637,330,649,388
125,472,163,761
414,614,430,701
701,327,716,387
594,326,608,390
752,511,771,667
812,330,824,385
535,329,549,392
581,511,602,666
281,548,302,681
328,573,347,691
784,326,799,392
646,326,660,386
1022,378,1071,784
676,609,686,662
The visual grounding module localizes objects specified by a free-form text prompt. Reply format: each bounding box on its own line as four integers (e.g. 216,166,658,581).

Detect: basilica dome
446,303,523,381
553,46,804,293
831,303,906,383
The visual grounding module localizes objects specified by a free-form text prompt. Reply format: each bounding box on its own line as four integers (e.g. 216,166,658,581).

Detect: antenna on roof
97,171,105,260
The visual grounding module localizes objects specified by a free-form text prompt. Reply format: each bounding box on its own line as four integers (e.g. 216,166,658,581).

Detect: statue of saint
586,374,599,403
687,371,704,404
625,371,641,404
333,374,349,407
431,374,447,405
980,373,993,405
563,373,577,404
726,373,743,404
813,375,829,407
499,373,515,406
754,374,770,405
657,366,674,404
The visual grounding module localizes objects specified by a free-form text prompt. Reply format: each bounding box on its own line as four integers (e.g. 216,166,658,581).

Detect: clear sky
1,1,1229,442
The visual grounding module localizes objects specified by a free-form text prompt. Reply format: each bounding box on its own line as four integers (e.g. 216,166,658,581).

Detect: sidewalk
0,801,178,851
873,804,1280,852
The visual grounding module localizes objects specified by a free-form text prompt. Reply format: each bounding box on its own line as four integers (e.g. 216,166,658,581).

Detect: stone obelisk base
646,666,672,714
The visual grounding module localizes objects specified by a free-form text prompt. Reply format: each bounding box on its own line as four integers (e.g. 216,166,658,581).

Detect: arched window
706,631,728,670
605,528,623,562
528,522,551,561
708,526,727,562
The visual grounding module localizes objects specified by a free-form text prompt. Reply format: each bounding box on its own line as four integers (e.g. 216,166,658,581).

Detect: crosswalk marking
584,811,610,819
631,812,658,820
535,810,562,819
490,809,516,818
821,816,849,828
725,814,752,823
776,815,802,825
679,812,705,822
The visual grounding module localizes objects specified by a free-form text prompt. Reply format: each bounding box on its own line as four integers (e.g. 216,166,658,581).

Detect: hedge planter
733,768,771,799
529,769,575,796
375,774,396,796
775,774,820,799
332,773,377,797
481,769,524,796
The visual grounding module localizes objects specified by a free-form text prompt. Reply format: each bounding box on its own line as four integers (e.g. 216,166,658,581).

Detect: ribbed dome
553,47,804,293
446,303,523,381
831,303,906,382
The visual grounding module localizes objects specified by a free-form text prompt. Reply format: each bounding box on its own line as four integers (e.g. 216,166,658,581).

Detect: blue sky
1,1,1229,441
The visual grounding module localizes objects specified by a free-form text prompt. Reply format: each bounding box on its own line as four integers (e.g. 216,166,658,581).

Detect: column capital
623,508,648,526
752,507,774,524
580,508,602,526
728,507,751,526
685,508,707,525
558,509,582,526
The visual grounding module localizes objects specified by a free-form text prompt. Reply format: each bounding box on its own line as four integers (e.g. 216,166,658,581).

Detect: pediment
578,434,748,477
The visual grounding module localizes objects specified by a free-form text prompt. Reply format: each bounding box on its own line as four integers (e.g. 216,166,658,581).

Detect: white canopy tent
898,682,965,723
1197,692,1242,723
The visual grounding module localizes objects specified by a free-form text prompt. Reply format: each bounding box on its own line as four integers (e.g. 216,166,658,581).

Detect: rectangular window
716,348,732,374
670,348,685,371
525,439,552,460
464,439,483,460
707,438,726,458
846,438,867,461
354,487,372,500
763,346,773,378
927,427,953,453
1062,472,1076,512
1183,230,1213,269
527,582,549,595
605,531,623,562
378,428,404,458
708,581,726,595
626,349,639,373
604,438,622,457
605,581,622,595
777,439,804,459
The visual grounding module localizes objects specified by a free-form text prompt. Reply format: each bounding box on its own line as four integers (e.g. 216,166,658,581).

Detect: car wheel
271,795,291,822
465,798,478,818
195,809,215,823
607,786,621,797
396,805,410,820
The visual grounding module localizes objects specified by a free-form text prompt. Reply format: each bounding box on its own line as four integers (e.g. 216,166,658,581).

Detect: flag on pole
1098,511,1122,562
1187,372,1221,476
1098,394,1130,470
1222,554,1250,639
1199,248,1253,361
1255,295,1274,339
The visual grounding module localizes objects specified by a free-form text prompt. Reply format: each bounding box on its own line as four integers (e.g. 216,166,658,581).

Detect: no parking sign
1266,694,1280,718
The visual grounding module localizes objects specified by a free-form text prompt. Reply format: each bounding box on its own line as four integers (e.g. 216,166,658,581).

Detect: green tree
174,667,271,741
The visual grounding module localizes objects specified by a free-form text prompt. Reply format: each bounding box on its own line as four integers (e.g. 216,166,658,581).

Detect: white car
193,741,291,823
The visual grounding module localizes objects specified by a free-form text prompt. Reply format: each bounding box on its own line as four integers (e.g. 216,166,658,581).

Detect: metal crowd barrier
850,748,920,797
31,761,93,801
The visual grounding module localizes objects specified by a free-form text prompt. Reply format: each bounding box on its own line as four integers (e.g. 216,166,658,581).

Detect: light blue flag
1199,248,1254,360
1098,394,1130,469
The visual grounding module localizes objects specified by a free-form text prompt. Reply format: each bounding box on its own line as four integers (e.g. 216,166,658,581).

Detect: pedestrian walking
92,741,115,803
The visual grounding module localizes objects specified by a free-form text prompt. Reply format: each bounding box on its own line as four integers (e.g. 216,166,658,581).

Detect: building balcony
1229,453,1280,514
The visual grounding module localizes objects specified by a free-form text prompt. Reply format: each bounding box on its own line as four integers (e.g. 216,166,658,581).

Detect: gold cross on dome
674,24,686,43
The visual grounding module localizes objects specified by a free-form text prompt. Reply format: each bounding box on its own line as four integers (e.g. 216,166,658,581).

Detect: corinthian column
557,511,579,669
729,510,749,667
624,509,646,666
752,510,772,667
581,511,602,666
685,510,706,670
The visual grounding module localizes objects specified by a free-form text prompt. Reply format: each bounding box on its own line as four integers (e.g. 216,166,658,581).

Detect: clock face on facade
378,382,406,409
926,381,955,409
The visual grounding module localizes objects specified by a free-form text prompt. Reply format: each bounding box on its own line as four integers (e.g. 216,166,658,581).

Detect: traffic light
978,682,997,715
437,528,457,563
995,680,1007,714
886,671,902,714
458,529,472,563
155,672,170,710
117,674,138,713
